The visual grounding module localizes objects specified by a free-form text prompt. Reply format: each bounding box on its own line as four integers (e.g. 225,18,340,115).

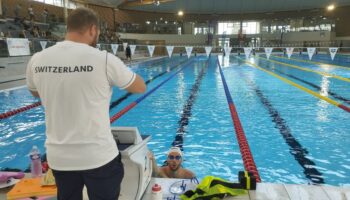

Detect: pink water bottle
151,183,162,200
30,146,42,178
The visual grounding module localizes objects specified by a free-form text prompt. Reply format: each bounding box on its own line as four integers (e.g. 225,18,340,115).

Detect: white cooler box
111,127,152,200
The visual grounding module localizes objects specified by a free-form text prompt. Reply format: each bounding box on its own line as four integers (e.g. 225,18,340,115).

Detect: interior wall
328,6,350,37
282,32,334,42
3,0,67,22
87,4,114,30
2,1,350,38
115,6,350,37
118,33,207,45
2,0,115,30
119,31,334,46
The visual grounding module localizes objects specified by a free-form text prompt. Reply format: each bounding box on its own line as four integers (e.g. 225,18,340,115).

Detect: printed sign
166,46,174,58
205,46,212,57
6,38,30,56
147,45,155,57
111,44,119,55
185,46,193,58
329,47,338,61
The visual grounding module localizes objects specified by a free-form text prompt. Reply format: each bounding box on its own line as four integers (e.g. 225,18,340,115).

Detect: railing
0,37,349,59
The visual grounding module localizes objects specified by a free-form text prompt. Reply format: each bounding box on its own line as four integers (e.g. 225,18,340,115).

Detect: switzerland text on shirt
34,65,94,73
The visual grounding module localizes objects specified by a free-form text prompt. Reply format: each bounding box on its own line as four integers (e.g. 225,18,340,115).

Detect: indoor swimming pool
0,54,349,186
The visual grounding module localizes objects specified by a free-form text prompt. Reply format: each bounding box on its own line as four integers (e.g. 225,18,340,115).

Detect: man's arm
182,169,196,179
148,151,167,178
125,74,146,93
26,54,40,98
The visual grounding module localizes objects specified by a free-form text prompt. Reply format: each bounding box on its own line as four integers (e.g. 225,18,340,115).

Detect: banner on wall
39,41,47,50
329,47,338,61
147,45,155,57
130,45,136,55
224,47,232,57
243,47,252,59
205,46,212,57
6,38,30,56
166,46,174,58
111,44,119,55
123,42,128,51
307,47,316,60
286,47,294,59
185,46,193,58
264,47,273,59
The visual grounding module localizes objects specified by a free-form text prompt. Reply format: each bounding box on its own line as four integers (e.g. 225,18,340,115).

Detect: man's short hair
67,8,100,33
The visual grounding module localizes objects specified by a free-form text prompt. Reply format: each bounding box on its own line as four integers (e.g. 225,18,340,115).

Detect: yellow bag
180,176,247,200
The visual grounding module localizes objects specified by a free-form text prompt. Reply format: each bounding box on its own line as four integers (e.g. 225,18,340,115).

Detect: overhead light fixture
178,11,184,16
146,21,150,24
327,4,335,11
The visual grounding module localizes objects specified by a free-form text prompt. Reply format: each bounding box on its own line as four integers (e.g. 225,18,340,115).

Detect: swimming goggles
168,155,182,160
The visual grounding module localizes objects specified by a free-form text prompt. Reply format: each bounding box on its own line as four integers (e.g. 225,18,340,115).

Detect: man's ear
89,25,95,37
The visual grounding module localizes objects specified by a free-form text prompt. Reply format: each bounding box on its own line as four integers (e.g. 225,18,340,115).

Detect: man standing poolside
26,8,146,200
125,45,131,61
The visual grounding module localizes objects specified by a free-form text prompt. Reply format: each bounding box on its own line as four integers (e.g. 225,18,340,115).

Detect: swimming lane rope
0,102,42,120
0,58,187,121
171,59,209,150
110,59,194,123
235,66,324,184
217,58,261,182
110,59,189,110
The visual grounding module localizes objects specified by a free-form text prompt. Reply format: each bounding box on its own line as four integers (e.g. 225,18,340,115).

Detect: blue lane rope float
110,59,194,123
240,56,350,113
0,58,186,121
109,58,189,110
1,58,194,171
256,59,350,105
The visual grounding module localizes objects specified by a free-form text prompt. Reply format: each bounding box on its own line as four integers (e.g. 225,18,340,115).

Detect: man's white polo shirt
26,40,136,170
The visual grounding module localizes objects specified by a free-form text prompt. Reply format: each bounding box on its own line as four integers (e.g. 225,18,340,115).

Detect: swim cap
167,147,183,157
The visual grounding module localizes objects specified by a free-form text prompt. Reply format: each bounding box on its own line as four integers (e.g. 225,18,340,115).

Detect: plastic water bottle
30,146,42,178
151,183,162,200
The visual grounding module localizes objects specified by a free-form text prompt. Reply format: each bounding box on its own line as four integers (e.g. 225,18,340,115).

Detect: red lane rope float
338,104,350,112
217,58,261,182
0,102,41,120
110,59,193,123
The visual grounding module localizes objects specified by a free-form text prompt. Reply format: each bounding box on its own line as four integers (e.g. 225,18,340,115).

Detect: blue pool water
0,54,349,186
